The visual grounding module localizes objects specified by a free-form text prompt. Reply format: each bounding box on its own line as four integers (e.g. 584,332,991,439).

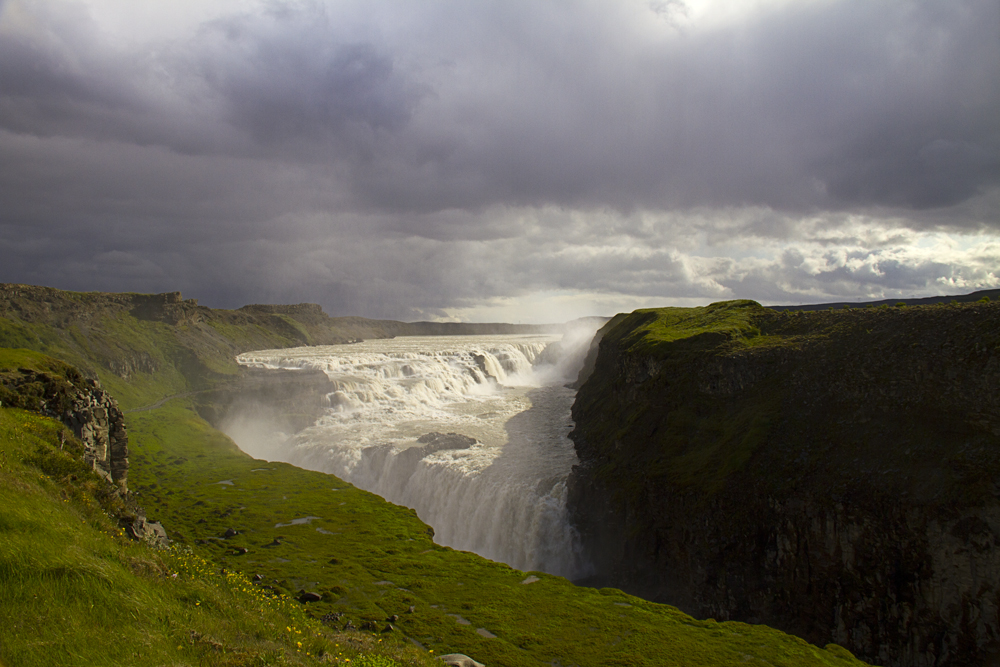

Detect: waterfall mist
223,323,601,579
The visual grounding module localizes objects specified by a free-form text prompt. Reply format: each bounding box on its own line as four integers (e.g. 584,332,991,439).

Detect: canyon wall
568,300,1000,667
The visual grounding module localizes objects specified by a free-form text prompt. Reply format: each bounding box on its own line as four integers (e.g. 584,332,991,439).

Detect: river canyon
222,330,598,579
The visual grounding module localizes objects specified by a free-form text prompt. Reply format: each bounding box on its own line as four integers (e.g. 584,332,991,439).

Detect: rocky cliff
61,377,129,489
0,356,129,489
568,299,1000,667
0,349,175,546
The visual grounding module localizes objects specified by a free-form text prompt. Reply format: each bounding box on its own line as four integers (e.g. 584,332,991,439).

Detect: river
225,331,596,579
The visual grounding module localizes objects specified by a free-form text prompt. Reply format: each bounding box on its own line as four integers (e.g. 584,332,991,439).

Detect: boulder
438,654,484,667
121,515,168,547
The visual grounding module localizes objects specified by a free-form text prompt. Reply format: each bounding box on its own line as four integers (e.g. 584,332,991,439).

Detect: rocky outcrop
121,514,168,547
438,654,485,667
0,364,129,489
0,356,173,547
61,378,129,489
568,300,1000,667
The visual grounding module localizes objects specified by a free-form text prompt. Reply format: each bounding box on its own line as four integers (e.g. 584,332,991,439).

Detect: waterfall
229,333,596,579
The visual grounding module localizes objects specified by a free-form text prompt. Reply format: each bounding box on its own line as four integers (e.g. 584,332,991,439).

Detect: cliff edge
568,299,1000,667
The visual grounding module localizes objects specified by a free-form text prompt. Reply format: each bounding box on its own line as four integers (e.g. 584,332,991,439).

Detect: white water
227,330,597,579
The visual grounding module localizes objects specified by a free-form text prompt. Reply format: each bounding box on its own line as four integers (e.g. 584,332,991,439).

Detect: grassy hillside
0,284,406,411
0,285,870,666
0,404,434,666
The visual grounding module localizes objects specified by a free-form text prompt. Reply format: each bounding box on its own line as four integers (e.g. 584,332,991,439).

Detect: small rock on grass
438,654,484,667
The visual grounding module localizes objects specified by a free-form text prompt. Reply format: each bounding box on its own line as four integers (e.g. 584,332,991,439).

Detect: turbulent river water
226,331,597,579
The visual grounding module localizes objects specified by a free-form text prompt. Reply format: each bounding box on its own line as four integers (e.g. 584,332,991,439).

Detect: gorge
209,296,1000,667
5,282,999,666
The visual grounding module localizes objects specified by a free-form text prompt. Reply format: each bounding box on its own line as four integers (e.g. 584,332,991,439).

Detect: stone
121,515,169,547
297,592,321,603
437,654,485,667
222,528,238,538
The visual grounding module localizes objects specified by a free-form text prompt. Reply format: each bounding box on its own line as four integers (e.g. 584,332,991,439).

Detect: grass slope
0,406,434,667
0,285,870,666
123,398,864,666
0,284,406,410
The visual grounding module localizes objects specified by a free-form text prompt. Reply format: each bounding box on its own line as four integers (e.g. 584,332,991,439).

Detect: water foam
231,333,595,578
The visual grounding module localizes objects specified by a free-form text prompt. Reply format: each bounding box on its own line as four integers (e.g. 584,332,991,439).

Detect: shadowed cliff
568,299,1000,667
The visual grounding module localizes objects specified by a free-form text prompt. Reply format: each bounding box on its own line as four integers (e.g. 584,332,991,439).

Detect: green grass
602,300,764,356
0,347,74,373
119,399,866,666
0,407,438,667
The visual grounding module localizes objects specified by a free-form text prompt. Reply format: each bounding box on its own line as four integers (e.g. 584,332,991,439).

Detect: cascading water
228,331,597,579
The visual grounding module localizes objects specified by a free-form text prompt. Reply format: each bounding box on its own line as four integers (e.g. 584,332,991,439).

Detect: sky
1,0,998,323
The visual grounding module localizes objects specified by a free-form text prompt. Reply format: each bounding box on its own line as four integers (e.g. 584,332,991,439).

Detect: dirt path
124,391,200,414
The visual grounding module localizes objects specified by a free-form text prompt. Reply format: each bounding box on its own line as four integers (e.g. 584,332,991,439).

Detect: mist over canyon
217,325,601,579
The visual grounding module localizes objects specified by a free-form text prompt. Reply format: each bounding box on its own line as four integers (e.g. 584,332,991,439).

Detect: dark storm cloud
0,0,998,319
336,0,1000,217
4,0,997,215
195,7,423,152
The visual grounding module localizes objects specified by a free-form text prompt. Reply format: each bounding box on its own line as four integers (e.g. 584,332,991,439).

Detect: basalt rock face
568,300,1000,667
63,378,129,489
0,364,129,489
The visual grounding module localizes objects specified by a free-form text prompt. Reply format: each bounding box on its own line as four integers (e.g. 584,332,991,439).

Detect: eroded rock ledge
0,365,129,489
62,378,129,489
568,300,1000,667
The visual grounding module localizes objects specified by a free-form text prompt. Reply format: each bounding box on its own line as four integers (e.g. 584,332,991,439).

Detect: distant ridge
378,320,561,336
767,287,1000,311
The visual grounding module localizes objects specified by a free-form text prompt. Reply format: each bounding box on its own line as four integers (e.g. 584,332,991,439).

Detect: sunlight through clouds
1,0,997,320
